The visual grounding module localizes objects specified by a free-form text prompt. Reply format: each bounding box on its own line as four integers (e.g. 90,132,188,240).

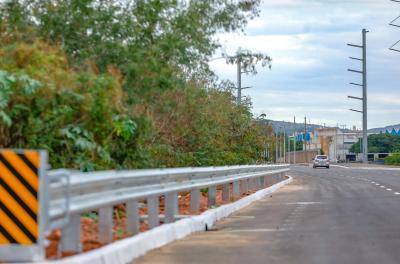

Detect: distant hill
260,120,400,135
369,124,400,134
259,120,332,135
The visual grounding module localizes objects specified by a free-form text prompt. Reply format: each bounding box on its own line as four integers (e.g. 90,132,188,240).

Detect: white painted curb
32,176,293,264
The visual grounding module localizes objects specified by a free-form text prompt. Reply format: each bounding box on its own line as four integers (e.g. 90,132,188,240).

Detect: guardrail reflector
0,149,48,262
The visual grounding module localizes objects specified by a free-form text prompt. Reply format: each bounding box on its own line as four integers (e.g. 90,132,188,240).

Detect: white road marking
228,228,286,233
380,186,386,188
387,189,392,191
229,216,255,219
286,202,321,205
376,184,380,186
395,192,400,195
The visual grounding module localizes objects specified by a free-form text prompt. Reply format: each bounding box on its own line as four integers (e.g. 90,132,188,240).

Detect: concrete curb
31,176,293,264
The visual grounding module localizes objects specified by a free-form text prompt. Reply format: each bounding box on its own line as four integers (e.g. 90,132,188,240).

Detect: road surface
135,165,400,264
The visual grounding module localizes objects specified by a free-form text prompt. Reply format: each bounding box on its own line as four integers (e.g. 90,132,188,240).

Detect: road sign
0,149,48,262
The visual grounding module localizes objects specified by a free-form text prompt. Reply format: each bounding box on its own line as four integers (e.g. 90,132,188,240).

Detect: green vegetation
0,0,276,170
350,134,400,154
385,153,400,166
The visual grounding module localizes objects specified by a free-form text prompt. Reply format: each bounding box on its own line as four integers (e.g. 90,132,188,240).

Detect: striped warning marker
0,150,40,245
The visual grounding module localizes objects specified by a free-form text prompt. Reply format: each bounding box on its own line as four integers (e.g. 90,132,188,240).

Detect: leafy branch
224,49,272,74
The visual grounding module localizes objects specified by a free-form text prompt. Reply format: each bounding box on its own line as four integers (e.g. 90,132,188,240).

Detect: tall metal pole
341,125,346,162
348,28,368,164
294,116,296,164
362,29,368,164
288,121,291,164
275,132,278,163
237,58,242,105
283,127,286,163
304,117,308,162
278,127,281,163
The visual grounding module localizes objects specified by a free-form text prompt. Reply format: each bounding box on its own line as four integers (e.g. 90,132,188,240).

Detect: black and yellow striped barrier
0,149,47,261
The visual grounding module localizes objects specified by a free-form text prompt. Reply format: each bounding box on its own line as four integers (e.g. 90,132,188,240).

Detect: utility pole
341,125,346,162
348,28,369,164
288,120,291,164
282,124,286,163
389,0,400,52
294,116,296,164
304,117,308,162
278,127,282,163
283,127,286,163
303,117,306,152
235,56,253,105
275,132,278,163
237,57,242,105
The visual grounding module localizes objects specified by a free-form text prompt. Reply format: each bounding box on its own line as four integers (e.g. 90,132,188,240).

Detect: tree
1,0,262,78
225,49,272,74
0,0,273,170
350,134,400,154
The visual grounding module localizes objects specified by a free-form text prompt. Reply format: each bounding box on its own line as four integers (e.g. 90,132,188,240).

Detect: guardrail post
272,173,277,184
259,176,265,188
248,178,254,190
61,214,81,253
240,179,248,194
222,183,230,201
254,177,260,190
126,200,139,235
99,206,114,244
266,175,271,187
148,196,159,229
253,178,257,190
165,192,178,223
190,189,200,213
233,181,240,198
208,186,216,207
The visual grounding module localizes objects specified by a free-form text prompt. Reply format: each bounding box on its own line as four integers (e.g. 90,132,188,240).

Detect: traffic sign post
0,149,48,262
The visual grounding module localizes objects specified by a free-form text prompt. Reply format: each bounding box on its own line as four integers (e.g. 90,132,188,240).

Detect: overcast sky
209,0,400,129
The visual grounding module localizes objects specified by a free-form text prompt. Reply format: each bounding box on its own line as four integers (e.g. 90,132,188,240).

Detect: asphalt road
135,165,400,264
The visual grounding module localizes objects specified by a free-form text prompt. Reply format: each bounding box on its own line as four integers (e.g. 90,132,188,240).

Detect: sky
209,0,400,129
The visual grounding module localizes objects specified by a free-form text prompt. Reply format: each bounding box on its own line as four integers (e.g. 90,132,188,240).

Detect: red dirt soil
46,179,284,259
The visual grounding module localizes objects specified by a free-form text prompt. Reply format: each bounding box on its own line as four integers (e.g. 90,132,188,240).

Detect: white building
308,128,361,162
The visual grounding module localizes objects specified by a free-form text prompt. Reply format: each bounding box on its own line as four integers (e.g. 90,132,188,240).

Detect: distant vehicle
313,155,330,169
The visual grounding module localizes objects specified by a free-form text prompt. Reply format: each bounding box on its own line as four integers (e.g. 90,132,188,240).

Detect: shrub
385,153,400,166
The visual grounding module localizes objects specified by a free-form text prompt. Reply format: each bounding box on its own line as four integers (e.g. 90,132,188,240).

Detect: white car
313,155,330,169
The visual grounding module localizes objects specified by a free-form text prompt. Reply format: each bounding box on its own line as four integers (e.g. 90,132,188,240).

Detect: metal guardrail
46,164,290,254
